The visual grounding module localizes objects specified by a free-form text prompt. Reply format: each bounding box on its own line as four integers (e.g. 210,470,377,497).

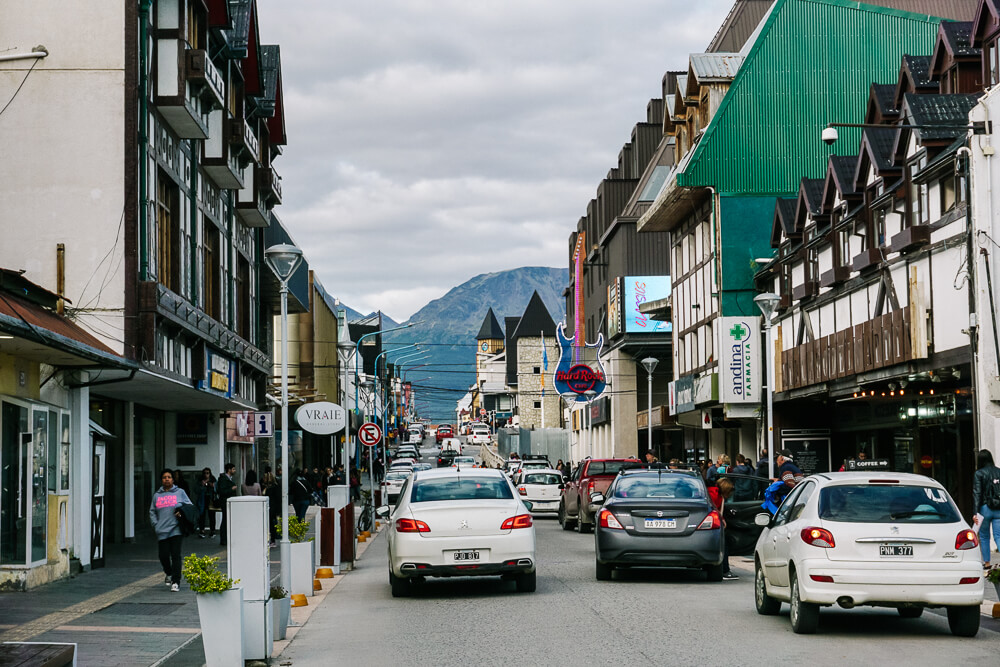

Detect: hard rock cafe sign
553,323,607,402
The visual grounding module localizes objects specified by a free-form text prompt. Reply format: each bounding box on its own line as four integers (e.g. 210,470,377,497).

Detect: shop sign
177,413,208,445
623,276,671,333
226,411,254,444
693,373,718,407
668,380,677,415
295,401,347,435
718,317,760,405
200,349,234,398
553,323,607,403
674,376,695,414
608,279,622,338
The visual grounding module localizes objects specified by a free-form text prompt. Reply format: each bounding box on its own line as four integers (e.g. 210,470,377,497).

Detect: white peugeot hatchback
753,471,984,636
379,468,537,597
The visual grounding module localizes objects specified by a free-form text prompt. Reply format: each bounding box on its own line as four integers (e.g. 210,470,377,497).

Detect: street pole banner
718,316,761,404
359,422,382,447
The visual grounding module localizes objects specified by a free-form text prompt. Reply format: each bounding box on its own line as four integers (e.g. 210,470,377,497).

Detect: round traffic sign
359,422,382,447
479,408,487,416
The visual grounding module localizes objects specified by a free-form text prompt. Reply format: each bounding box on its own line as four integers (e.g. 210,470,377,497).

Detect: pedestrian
291,469,312,521
705,456,721,483
776,449,804,499
265,475,281,546
149,469,193,592
349,467,361,502
732,454,754,501
216,462,239,546
333,464,346,486
668,458,681,469
644,450,659,466
194,467,216,537
173,469,190,495
710,477,737,580
974,449,1000,568
716,454,731,475
242,469,261,496
555,459,565,473
756,448,771,479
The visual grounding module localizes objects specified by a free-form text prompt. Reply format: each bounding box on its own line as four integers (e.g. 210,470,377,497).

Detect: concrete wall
516,337,560,428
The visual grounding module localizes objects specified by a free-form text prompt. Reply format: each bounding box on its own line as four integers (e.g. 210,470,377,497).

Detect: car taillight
501,514,533,530
959,576,980,585
518,486,527,496
696,511,721,530
587,480,595,493
955,530,979,550
598,509,623,530
395,518,431,533
800,527,835,548
810,574,834,583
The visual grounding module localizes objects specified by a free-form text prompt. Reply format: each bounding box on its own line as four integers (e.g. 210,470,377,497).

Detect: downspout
190,139,198,306
958,141,980,465
138,1,152,280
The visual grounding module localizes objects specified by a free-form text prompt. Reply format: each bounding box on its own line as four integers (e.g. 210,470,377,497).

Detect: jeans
979,505,1000,563
158,535,183,584
293,501,309,521
219,501,228,545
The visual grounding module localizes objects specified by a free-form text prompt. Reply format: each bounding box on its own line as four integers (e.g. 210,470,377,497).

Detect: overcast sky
257,0,736,321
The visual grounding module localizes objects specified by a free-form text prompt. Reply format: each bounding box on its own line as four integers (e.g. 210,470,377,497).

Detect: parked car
378,468,537,596
753,471,984,636
436,449,459,468
593,468,734,581
380,470,411,506
559,458,640,532
516,469,564,514
394,446,419,460
435,425,454,443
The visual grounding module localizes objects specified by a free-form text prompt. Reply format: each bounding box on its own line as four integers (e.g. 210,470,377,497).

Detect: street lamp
264,243,303,593
375,344,419,473
640,357,658,456
754,292,780,481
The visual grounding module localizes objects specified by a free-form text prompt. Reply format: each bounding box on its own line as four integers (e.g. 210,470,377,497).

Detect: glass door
30,408,48,563
1,401,28,565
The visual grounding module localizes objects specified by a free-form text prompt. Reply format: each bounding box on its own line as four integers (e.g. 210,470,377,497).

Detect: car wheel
559,501,576,530
704,562,723,582
595,560,612,581
789,572,819,634
946,605,980,637
754,562,781,615
897,607,923,619
515,570,536,593
389,571,410,598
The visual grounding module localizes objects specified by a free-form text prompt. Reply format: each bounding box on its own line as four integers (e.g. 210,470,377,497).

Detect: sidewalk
0,504,361,666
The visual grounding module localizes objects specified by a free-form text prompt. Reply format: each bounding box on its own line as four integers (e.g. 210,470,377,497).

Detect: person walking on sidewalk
217,463,239,546
973,449,1000,567
193,467,217,538
150,469,193,592
291,469,312,521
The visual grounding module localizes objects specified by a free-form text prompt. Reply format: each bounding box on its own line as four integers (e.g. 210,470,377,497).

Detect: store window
1,401,28,564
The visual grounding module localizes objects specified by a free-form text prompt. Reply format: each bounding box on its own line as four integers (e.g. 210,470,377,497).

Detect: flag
541,332,547,397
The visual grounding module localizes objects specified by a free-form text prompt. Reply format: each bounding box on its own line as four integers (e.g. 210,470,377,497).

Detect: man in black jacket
216,463,238,546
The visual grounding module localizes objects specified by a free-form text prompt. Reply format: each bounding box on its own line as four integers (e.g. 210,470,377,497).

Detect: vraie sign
719,317,760,404
295,401,347,435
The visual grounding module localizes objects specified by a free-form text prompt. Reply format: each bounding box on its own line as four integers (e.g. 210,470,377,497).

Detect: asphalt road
283,435,999,666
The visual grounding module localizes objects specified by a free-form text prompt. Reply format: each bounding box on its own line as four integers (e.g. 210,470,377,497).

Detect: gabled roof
972,0,1000,47
900,91,982,143
771,197,798,247
504,316,521,386
706,0,775,53
866,83,900,123
476,308,504,340
261,45,286,145
894,55,939,109
793,177,825,234
511,292,557,340
854,127,900,190
821,154,859,213
688,53,744,84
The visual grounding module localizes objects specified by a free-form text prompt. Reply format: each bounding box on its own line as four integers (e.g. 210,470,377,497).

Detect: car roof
620,467,700,477
413,467,504,480
806,471,946,487
519,468,562,476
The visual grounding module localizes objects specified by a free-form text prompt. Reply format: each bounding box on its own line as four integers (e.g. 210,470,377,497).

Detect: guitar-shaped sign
553,322,607,403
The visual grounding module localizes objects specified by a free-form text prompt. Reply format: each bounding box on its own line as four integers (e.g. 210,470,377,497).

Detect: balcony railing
230,117,260,165
889,226,931,254
156,43,225,140
236,165,269,227
186,50,225,110
262,164,282,205
779,307,914,392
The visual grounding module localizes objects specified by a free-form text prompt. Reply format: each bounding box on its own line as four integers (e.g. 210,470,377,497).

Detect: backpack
985,471,1000,511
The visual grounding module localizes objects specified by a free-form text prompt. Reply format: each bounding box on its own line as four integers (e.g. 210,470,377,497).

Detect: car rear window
523,473,562,485
818,484,961,523
386,472,409,481
585,461,635,476
613,476,706,499
410,477,513,502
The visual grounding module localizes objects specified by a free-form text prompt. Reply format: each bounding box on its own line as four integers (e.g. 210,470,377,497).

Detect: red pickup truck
558,458,639,532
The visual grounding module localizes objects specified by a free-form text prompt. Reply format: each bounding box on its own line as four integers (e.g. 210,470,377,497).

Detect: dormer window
907,154,929,227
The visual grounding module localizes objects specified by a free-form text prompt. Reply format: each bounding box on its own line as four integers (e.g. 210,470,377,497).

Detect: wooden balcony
155,44,225,140
851,247,882,272
889,225,931,254
236,165,269,227
186,50,225,110
229,117,260,165
820,265,851,288
203,113,244,190
780,307,913,392
262,165,282,205
792,280,819,301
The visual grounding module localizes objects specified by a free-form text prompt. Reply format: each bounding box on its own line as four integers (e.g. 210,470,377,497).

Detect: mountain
385,267,568,420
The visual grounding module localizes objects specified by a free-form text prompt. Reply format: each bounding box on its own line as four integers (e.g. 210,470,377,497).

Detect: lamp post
264,243,303,593
584,390,597,458
641,357,658,456
754,292,780,481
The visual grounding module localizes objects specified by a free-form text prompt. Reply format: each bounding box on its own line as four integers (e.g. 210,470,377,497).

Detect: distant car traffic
559,458,640,532
753,471,984,636
436,449,459,468
440,438,462,455
469,425,492,445
516,469,563,514
451,455,478,468
593,468,729,581
435,425,454,443
379,467,537,597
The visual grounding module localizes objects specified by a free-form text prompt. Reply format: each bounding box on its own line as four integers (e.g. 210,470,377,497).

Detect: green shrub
986,563,1000,585
268,585,288,600
182,554,239,594
274,515,312,543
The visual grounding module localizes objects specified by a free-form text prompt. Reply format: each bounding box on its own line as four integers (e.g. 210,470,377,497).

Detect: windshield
818,484,962,523
455,457,475,464
613,475,706,499
385,472,410,481
586,461,637,476
524,473,562,485
411,477,513,502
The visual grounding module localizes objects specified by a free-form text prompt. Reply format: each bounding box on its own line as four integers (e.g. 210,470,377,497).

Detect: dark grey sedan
593,469,725,581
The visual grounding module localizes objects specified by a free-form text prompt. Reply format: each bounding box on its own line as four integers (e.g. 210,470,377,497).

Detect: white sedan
451,456,478,468
516,469,563,514
753,471,984,636
380,470,411,505
379,468,537,597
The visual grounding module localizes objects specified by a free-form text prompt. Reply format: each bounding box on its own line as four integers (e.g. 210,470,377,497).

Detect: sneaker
722,572,739,581
170,583,179,592
198,533,206,539
164,575,172,586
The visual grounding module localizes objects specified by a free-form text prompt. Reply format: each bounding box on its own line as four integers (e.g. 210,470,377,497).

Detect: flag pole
540,330,546,428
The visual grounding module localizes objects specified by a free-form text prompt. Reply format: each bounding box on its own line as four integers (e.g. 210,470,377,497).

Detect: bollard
291,594,308,607
358,534,366,543
313,579,322,591
315,568,334,579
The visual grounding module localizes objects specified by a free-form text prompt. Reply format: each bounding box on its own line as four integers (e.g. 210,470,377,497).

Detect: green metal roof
676,0,947,195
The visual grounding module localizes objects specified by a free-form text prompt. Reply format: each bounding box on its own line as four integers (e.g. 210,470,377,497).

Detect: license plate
644,519,677,529
453,550,480,562
879,544,914,557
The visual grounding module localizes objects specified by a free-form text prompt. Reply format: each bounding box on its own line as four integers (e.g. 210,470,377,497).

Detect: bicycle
356,489,374,533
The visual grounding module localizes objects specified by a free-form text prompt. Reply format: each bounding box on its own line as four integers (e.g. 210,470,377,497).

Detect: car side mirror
754,512,771,527
589,492,605,505
376,505,391,519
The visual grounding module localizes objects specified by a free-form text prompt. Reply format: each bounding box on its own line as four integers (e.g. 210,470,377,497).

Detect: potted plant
276,516,314,596
183,554,243,666
986,563,1000,601
268,585,290,640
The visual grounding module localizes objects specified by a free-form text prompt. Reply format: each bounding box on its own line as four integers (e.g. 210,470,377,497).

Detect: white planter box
196,587,244,667
242,598,273,659
289,541,315,597
272,596,291,640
